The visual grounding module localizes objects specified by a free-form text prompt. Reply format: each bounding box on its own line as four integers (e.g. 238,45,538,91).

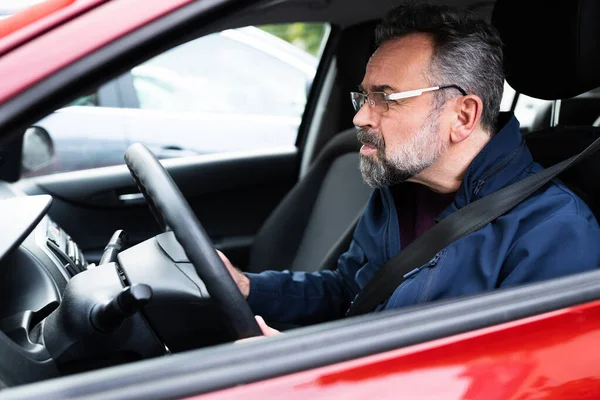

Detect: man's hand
255,315,280,336
235,316,281,343
216,249,250,299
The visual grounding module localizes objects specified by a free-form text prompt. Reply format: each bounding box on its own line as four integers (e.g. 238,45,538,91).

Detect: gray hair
375,2,505,134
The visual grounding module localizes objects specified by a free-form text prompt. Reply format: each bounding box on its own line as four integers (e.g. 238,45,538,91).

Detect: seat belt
346,134,600,317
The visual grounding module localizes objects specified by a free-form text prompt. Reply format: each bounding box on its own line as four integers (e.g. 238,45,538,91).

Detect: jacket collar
436,112,533,220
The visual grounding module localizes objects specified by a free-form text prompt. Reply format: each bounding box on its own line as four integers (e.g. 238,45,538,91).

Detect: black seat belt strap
346,134,600,317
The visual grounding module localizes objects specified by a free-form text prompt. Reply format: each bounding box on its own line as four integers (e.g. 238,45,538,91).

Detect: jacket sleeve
500,213,600,287
245,238,366,325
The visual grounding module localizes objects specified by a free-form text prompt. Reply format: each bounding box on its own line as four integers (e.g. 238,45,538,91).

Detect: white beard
359,107,447,188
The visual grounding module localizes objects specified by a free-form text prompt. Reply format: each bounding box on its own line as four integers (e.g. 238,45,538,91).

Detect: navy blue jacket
246,114,600,324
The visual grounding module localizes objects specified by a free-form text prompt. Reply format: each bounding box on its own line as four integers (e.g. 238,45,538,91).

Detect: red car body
1,1,600,399
195,301,600,399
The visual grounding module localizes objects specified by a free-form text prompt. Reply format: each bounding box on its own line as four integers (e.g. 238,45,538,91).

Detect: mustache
356,129,385,150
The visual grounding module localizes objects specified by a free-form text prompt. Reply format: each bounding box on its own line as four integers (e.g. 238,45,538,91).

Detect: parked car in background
23,25,320,177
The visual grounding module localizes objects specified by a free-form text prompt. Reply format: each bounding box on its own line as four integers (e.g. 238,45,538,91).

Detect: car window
131,29,315,117
511,87,600,133
499,80,516,112
22,23,330,178
499,82,600,133
68,93,99,107
499,81,553,132
513,92,552,132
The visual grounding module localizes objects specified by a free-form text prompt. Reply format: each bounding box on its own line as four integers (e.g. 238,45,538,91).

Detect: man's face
353,34,449,188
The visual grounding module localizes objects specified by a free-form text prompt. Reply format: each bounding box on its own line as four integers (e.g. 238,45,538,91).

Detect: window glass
513,94,552,132
500,81,552,132
22,23,330,177
68,93,99,107
499,81,515,112
509,84,600,133
131,29,315,117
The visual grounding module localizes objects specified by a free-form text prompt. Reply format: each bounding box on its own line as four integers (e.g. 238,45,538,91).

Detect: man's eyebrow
371,84,397,92
357,84,399,93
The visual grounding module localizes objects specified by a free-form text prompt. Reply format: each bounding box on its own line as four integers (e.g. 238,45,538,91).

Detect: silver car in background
24,26,318,176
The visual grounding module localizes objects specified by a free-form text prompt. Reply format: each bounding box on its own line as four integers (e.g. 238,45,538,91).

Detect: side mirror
21,126,55,173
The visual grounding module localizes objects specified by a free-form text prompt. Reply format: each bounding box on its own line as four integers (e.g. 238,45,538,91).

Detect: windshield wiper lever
90,284,152,333
99,230,129,265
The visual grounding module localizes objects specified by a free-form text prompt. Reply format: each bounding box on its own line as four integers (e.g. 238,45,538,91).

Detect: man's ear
450,94,483,143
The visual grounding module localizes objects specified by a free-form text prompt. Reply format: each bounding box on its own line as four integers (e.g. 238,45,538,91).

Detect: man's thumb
255,316,281,336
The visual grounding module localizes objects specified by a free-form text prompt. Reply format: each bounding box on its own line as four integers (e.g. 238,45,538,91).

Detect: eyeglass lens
351,92,387,113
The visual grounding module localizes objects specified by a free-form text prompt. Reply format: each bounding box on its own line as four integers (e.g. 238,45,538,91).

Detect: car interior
1,0,600,398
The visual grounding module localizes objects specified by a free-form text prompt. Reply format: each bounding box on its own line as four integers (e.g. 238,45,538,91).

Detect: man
221,3,600,328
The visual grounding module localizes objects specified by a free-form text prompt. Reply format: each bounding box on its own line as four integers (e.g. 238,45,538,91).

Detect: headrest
492,0,600,100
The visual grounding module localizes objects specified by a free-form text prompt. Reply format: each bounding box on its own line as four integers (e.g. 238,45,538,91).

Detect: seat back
247,128,371,273
493,0,600,218
525,126,600,219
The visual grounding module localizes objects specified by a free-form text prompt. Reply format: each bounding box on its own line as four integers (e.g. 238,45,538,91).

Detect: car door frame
3,268,600,399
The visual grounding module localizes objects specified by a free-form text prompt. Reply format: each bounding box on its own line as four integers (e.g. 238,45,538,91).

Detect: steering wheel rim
124,143,262,339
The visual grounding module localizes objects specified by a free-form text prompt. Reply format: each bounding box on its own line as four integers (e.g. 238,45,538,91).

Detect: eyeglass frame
350,84,468,113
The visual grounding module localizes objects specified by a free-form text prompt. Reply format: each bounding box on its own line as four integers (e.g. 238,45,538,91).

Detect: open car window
502,84,600,133
20,22,329,178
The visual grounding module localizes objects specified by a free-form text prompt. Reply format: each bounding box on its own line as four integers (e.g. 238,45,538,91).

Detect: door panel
16,148,298,268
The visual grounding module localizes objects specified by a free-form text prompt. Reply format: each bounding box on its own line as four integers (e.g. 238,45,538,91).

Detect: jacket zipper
403,252,442,279
473,140,526,195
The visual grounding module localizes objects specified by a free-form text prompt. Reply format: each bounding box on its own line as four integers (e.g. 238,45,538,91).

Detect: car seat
246,129,370,273
245,22,377,274
493,0,600,220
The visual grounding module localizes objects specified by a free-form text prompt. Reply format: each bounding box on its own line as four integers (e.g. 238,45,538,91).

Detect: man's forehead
360,34,434,92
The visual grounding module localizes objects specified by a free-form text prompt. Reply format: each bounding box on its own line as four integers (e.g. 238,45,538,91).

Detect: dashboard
0,181,98,385
45,218,87,278
0,182,222,387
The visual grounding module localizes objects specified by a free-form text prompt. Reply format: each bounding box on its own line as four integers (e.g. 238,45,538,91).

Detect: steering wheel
124,143,262,339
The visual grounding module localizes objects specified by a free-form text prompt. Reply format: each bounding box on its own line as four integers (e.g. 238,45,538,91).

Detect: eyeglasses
350,84,467,114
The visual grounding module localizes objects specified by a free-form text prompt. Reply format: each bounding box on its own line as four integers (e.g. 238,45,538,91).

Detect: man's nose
352,101,378,129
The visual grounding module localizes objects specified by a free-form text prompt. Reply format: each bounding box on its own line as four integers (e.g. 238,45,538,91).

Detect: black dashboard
46,218,87,278
0,192,69,385
0,183,224,388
